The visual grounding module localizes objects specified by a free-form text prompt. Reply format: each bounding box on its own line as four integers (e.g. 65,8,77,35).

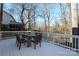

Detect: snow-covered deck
0,37,79,56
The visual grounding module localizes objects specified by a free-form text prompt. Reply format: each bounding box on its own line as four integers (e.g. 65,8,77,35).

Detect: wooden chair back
35,32,42,44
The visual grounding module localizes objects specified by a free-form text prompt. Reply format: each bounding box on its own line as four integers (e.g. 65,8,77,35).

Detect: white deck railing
42,32,79,52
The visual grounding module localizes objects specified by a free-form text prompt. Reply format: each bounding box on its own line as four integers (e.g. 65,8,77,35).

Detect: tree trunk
44,18,47,33
33,10,36,30
21,5,25,30
28,11,31,31
34,18,36,30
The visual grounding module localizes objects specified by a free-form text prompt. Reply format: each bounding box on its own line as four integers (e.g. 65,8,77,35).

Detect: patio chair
31,32,42,49
16,34,27,50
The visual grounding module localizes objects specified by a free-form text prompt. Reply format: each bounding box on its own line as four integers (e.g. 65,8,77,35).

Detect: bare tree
39,4,55,33
24,4,38,31
45,5,54,33
39,7,47,32
59,3,71,34
31,4,37,30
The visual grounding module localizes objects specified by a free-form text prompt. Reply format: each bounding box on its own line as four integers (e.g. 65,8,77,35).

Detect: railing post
78,37,79,52
0,32,1,40
72,36,73,48
75,37,76,49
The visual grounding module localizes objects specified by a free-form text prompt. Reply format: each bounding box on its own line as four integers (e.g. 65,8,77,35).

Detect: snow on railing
42,32,79,52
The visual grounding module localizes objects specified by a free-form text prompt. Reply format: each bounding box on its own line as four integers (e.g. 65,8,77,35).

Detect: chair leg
17,42,18,47
24,42,25,46
19,43,21,50
16,40,17,44
34,43,36,49
16,41,18,46
39,42,41,47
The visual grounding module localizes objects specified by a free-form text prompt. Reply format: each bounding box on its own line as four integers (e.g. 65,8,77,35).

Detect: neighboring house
2,11,16,24
0,10,23,39
2,11,23,31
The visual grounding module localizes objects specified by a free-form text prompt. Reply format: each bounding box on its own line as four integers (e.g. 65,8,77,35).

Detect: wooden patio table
22,34,35,47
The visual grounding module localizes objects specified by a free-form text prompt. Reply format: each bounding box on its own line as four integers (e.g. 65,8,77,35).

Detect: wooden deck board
0,38,79,56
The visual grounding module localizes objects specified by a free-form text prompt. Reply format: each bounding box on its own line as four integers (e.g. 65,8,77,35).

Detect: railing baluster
69,38,71,51
72,36,73,48
75,37,76,50
66,38,68,47
69,38,70,48
77,37,78,52
0,32,1,40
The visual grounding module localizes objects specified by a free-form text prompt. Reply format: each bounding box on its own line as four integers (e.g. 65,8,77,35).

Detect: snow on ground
0,37,79,56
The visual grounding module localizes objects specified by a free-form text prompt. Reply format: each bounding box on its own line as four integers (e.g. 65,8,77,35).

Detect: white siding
71,3,78,28
2,11,14,24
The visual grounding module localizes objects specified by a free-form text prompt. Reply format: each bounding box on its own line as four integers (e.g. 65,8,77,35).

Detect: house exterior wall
71,3,78,28
2,11,14,24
